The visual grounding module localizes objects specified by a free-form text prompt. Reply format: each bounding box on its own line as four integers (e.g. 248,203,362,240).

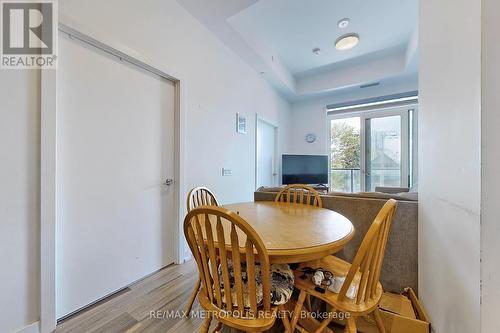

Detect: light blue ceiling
227,0,418,75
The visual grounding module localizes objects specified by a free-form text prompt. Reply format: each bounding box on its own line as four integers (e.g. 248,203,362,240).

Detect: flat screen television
282,154,328,185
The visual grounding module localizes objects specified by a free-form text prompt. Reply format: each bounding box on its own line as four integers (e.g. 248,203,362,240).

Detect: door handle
164,179,174,186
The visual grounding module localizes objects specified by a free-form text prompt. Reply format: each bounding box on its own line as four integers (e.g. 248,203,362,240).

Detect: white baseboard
14,321,40,333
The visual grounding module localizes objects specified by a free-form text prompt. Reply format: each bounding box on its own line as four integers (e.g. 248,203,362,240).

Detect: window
329,106,417,192
330,117,361,192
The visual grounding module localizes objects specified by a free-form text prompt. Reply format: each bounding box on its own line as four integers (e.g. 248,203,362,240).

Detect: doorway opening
255,115,279,188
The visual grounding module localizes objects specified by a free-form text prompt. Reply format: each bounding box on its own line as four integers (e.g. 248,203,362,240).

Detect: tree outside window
330,118,361,192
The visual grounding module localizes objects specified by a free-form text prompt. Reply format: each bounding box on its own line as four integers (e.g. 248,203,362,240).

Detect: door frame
40,22,187,333
363,109,409,191
327,105,417,192
255,114,279,188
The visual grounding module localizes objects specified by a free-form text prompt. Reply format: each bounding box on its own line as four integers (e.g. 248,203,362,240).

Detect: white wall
289,78,418,155
0,0,291,332
58,0,291,206
0,71,41,333
419,0,481,332
296,51,407,96
481,0,500,331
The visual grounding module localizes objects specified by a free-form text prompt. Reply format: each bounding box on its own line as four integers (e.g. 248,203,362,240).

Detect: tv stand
312,184,329,194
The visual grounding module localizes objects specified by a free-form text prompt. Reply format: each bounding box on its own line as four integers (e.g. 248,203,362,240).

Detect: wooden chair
187,186,220,212
275,184,322,208
185,187,220,314
290,199,398,333
184,206,291,332
275,184,322,311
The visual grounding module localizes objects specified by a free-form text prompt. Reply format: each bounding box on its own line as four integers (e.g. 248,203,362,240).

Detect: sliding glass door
329,106,416,192
365,113,407,191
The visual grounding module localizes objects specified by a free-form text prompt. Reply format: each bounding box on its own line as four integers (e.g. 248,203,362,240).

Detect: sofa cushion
327,190,418,202
256,186,418,201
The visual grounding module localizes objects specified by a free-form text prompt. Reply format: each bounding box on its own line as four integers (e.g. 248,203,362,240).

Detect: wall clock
305,133,317,143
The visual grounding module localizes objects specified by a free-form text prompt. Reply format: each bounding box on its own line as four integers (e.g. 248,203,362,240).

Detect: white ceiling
177,0,419,101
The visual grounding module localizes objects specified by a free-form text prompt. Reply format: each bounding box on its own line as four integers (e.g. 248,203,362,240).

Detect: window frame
327,104,418,192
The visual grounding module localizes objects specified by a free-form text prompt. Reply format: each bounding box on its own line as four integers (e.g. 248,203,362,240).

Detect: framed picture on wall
236,113,247,134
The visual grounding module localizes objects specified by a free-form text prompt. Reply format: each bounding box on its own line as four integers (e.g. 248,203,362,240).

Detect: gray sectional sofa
254,187,418,294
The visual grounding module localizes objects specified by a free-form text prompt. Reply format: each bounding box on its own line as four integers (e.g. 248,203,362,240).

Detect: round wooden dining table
221,201,355,264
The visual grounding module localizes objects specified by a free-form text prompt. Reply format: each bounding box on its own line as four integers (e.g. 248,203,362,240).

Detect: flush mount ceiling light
337,18,350,29
335,33,359,51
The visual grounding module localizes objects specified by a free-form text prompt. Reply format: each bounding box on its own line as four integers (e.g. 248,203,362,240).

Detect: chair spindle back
184,206,272,317
187,186,219,212
275,184,322,207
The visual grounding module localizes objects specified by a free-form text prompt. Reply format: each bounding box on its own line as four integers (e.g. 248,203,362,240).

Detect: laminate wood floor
54,260,284,333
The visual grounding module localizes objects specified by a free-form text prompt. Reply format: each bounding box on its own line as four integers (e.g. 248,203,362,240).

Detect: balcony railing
331,168,361,193
331,168,402,193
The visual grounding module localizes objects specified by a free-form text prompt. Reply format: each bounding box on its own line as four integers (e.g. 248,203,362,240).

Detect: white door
56,32,176,318
256,119,277,188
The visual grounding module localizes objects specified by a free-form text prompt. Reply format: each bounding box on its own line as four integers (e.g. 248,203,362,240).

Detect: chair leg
200,313,212,333
279,304,292,333
185,278,201,314
291,290,307,332
373,309,387,333
344,316,357,333
306,294,313,311
211,321,223,333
